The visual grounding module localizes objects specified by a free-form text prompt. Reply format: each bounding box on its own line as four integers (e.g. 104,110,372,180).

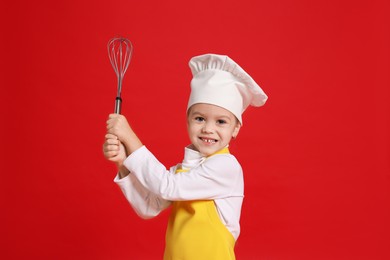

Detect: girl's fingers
103,147,122,159
105,133,118,140
103,144,119,152
106,114,121,128
108,113,120,119
105,138,120,145
107,155,121,163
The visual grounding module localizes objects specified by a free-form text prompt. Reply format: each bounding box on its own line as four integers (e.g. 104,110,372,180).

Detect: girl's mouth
199,137,217,144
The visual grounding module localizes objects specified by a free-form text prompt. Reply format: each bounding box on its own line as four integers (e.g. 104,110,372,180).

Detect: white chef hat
187,54,267,125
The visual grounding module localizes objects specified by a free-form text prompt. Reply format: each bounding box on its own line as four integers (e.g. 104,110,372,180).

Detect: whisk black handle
114,97,122,114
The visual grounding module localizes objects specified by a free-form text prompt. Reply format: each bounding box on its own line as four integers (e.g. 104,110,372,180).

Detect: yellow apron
164,147,236,260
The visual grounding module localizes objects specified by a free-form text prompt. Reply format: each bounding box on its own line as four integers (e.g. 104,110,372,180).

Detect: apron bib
164,147,236,260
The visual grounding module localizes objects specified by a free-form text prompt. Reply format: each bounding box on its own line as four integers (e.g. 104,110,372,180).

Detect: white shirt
114,145,244,240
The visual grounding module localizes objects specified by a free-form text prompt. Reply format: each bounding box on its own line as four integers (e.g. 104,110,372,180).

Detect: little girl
103,54,267,259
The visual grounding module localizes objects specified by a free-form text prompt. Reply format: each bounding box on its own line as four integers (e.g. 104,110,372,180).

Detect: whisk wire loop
107,37,133,114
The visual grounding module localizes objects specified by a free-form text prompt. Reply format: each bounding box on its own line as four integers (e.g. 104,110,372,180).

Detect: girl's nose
202,122,214,134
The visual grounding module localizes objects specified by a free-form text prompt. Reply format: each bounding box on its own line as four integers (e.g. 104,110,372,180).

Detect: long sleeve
114,171,171,219
123,146,243,201
120,145,244,240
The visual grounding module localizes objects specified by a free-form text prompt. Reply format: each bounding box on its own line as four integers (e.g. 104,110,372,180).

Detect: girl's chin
198,147,221,157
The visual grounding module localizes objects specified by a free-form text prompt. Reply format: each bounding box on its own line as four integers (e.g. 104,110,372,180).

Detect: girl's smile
187,103,241,156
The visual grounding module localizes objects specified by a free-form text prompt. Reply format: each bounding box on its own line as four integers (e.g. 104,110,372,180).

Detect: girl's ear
232,123,241,139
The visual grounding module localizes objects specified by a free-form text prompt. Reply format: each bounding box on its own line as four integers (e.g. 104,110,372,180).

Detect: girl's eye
217,119,227,124
195,117,205,122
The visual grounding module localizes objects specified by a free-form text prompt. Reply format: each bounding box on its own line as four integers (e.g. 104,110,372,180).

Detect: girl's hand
106,114,132,143
106,114,143,155
103,134,126,166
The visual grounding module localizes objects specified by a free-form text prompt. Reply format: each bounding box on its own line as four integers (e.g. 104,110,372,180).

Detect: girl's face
187,103,241,157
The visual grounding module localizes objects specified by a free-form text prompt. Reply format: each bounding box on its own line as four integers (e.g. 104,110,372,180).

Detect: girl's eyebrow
190,111,204,116
217,115,231,120
192,111,231,121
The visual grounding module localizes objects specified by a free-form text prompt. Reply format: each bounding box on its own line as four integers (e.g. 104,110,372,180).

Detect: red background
1,0,389,259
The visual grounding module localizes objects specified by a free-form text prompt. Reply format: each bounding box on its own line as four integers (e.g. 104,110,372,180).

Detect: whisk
107,37,133,114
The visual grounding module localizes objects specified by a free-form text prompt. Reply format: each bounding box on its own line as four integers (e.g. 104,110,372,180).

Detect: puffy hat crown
187,54,267,124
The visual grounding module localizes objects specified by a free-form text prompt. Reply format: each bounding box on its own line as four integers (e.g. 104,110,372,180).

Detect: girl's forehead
188,103,235,118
